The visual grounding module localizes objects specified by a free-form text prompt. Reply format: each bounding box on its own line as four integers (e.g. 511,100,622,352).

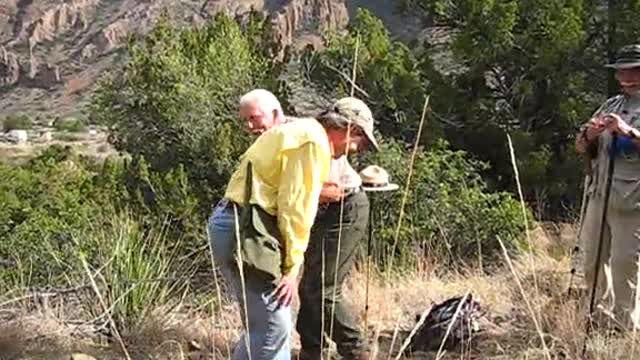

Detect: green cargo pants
296,190,370,357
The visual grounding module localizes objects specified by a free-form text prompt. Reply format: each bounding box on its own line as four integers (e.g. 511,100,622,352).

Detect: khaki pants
580,196,640,328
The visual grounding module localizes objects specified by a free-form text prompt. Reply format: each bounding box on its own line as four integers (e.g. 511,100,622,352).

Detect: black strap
243,161,253,207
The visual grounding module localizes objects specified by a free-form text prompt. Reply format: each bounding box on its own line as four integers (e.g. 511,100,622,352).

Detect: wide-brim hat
359,165,399,192
605,44,640,69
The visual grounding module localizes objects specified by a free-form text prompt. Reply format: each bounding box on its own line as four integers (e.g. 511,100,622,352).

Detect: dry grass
0,194,619,359
2,224,639,359
0,322,27,359
345,249,638,359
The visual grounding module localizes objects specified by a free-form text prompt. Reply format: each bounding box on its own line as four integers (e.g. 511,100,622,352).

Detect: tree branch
320,61,371,99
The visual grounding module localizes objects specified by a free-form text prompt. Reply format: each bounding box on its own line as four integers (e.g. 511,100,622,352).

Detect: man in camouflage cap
576,44,640,330
296,97,378,360
329,97,379,150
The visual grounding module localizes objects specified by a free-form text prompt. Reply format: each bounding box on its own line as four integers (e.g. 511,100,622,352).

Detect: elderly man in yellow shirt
237,89,377,359
207,92,378,360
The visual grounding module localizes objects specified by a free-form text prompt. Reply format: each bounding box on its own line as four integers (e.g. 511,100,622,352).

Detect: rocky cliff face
0,0,414,118
0,0,352,117
200,0,349,55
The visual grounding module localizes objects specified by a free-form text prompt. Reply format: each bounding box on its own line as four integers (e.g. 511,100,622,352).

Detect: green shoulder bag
236,161,284,284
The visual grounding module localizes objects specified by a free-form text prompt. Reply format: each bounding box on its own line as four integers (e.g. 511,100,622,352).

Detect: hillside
0,0,419,120
4,1,640,358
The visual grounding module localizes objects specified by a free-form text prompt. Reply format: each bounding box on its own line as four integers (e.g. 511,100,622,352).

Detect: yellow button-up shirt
224,117,332,275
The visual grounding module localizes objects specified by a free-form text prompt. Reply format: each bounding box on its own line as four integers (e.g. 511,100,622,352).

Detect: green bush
112,157,202,257
0,146,202,289
2,114,32,131
302,8,440,144
90,12,288,217
356,138,528,271
0,145,192,325
54,131,84,142
53,116,87,132
0,147,108,288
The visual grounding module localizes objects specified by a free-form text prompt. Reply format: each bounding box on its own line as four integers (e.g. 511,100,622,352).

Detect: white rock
41,131,53,142
6,129,28,144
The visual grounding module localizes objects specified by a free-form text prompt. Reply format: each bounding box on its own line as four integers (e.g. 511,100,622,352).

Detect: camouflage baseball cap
331,97,379,150
605,44,640,69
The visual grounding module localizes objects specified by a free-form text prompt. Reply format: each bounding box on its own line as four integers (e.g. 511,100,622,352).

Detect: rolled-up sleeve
277,142,329,275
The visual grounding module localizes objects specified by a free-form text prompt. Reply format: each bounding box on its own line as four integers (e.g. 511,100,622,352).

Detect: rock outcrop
0,2,17,44
0,47,20,87
267,0,349,56
202,0,265,15
12,0,98,49
1,0,412,117
203,0,349,58
25,57,61,86
95,18,130,53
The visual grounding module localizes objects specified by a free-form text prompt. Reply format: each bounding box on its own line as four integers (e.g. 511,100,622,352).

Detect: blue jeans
207,200,292,360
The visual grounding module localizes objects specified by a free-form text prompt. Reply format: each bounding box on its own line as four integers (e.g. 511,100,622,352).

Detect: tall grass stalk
506,133,539,292
233,204,252,360
80,255,131,359
327,127,349,360
350,33,360,98
328,33,361,357
434,290,470,360
496,235,551,359
205,225,231,357
320,231,327,358
386,95,429,277
506,133,548,355
370,321,382,359
386,313,402,360
630,257,640,358
392,305,432,360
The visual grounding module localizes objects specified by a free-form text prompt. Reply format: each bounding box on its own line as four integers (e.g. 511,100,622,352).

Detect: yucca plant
76,211,194,331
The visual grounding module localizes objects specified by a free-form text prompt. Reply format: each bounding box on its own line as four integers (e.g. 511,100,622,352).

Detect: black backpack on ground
406,293,485,353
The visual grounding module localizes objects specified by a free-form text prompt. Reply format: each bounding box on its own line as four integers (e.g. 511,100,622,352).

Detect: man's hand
273,270,297,307
604,113,636,137
584,116,608,140
319,182,344,204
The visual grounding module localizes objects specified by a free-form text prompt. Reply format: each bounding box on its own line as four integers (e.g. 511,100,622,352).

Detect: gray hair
239,88,283,116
